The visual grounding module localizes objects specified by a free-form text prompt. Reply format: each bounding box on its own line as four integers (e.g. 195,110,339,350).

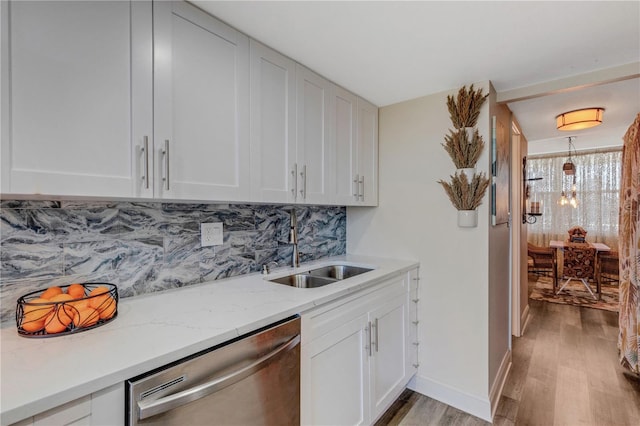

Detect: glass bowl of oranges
16,283,118,338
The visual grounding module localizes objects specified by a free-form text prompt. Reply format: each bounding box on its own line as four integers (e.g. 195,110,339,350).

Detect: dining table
549,240,611,299
549,240,611,252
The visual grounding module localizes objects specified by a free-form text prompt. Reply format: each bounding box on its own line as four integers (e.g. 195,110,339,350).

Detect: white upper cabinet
296,65,334,204
1,0,153,198
356,97,379,206
153,1,250,201
249,41,297,203
332,90,379,206
2,0,376,206
333,87,359,205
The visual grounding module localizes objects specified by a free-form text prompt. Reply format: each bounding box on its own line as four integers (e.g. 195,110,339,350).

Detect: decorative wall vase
464,127,475,142
456,168,475,178
457,209,478,228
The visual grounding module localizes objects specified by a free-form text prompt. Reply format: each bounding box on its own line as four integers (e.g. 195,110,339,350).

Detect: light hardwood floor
377,281,640,425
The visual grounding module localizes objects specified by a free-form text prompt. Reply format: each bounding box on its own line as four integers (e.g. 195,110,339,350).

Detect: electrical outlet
201,222,223,247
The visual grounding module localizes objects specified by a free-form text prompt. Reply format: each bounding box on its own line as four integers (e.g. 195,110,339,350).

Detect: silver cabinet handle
353,174,359,199
291,163,298,200
300,164,307,199
141,136,150,189
137,334,300,421
412,363,420,368
359,175,365,201
412,320,420,325
374,317,379,353
412,298,420,303
162,139,170,191
367,321,372,357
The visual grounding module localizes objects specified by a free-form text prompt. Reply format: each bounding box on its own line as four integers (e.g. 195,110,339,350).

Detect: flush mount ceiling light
556,107,604,131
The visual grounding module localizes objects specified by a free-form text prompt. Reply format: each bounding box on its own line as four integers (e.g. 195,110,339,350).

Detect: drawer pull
374,318,379,353
412,298,420,303
412,320,419,325
412,363,420,368
412,277,421,281
412,341,420,346
291,164,298,199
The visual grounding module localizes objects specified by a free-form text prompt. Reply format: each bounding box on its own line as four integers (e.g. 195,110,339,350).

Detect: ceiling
191,1,640,154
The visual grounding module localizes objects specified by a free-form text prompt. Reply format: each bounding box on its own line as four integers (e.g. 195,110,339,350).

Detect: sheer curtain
526,149,621,249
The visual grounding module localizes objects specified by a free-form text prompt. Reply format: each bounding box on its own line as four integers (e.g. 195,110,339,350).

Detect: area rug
529,276,619,312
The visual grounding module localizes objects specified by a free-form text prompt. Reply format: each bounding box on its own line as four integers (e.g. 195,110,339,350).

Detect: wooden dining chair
598,250,620,286
527,243,558,289
567,226,588,243
558,243,598,300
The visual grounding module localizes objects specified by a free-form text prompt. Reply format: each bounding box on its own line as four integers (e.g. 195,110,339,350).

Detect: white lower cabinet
11,384,124,426
303,313,371,425
370,293,409,417
301,271,416,425
408,268,420,374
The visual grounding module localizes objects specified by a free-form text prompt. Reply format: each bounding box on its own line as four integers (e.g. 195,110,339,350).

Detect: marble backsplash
0,200,346,324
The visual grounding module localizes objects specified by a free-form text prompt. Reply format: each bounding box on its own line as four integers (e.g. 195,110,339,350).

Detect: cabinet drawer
302,274,406,345
32,396,91,426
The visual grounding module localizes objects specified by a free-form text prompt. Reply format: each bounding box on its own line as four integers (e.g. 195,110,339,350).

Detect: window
526,149,621,249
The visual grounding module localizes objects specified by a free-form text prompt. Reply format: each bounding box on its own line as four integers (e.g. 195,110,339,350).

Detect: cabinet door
90,383,124,426
302,313,370,426
333,87,359,205
370,293,408,420
1,0,152,198
154,1,250,201
249,41,297,203
357,97,379,206
296,65,333,204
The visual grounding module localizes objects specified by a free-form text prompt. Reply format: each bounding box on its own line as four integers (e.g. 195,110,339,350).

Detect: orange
22,298,53,318
96,296,116,320
69,298,90,311
44,307,73,334
21,319,45,332
72,307,99,328
88,286,110,309
21,298,54,332
40,286,63,300
66,283,85,299
49,293,73,303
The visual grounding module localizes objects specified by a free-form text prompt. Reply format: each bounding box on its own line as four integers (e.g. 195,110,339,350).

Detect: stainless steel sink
308,265,373,280
269,274,338,288
268,264,373,288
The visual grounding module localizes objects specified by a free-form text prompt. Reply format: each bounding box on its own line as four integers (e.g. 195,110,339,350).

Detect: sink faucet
262,261,279,275
289,209,300,268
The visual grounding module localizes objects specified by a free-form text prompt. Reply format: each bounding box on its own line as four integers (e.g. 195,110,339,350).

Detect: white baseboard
407,375,492,422
489,350,512,421
520,304,531,335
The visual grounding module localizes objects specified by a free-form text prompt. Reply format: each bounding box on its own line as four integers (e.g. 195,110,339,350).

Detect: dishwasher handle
137,334,301,421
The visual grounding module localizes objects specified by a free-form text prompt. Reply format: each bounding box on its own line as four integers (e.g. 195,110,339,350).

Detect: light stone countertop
0,254,418,425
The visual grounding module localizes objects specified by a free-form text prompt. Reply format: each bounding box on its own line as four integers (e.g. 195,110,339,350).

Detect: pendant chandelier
558,137,578,208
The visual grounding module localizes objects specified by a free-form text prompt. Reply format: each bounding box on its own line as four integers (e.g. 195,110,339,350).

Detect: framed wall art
492,116,510,226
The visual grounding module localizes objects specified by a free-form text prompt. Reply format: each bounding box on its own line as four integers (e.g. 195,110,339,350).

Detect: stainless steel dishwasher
126,316,300,425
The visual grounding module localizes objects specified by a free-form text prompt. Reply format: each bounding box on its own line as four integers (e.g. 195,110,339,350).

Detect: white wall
348,82,510,421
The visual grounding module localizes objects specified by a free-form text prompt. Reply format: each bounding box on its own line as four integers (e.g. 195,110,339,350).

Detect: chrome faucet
262,261,279,275
289,209,300,268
